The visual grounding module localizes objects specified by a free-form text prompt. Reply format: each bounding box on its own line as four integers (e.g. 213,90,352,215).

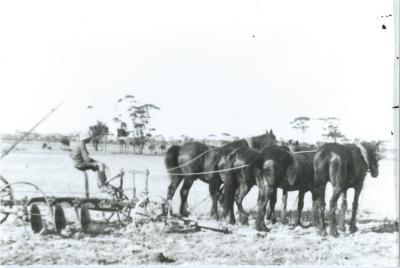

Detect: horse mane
219,139,248,150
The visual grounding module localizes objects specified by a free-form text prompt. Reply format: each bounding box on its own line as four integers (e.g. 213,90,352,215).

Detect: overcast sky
0,0,395,142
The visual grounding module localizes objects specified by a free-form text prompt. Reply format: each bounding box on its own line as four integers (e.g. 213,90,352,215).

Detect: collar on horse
355,143,369,169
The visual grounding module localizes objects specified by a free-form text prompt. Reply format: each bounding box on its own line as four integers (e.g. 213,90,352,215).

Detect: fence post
83,171,89,198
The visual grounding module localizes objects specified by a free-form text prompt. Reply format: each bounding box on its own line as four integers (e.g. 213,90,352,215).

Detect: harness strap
291,150,317,154
167,148,213,171
168,164,250,176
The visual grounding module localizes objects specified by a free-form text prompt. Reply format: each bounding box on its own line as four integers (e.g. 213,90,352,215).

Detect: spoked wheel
0,176,14,224
131,195,168,233
1,182,52,234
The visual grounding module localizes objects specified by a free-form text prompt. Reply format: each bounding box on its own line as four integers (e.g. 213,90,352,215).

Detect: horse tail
165,145,181,172
328,152,343,184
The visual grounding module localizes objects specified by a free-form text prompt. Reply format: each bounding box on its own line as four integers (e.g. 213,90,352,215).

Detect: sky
0,0,396,143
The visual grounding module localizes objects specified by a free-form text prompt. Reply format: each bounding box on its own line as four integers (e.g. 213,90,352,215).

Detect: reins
167,148,215,171
291,149,318,154
167,164,250,176
167,138,253,173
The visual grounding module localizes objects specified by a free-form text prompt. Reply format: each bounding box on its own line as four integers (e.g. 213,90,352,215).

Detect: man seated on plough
70,132,116,195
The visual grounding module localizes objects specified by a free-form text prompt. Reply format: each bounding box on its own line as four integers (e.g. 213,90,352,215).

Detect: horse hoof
329,229,339,237
349,226,358,233
180,211,190,217
295,222,304,228
338,224,346,232
256,225,269,232
210,214,219,221
318,229,328,237
239,217,249,225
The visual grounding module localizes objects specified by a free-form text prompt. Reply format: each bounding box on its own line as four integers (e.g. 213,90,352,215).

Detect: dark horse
266,147,316,227
221,145,306,231
220,147,264,226
313,142,381,236
165,130,277,218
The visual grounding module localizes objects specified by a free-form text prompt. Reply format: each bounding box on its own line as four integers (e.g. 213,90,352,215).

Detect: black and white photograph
0,0,399,266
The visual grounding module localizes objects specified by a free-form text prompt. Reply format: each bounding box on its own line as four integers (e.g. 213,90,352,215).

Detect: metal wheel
54,204,67,233
80,206,91,233
131,195,168,232
0,181,52,234
0,175,14,224
30,204,43,233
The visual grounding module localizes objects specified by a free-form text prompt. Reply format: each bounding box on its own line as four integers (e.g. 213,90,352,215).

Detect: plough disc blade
54,204,66,234
30,204,43,233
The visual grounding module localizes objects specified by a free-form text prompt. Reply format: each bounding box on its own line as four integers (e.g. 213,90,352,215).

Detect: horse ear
269,129,274,136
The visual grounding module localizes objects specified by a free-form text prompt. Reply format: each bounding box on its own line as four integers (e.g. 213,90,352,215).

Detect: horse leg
266,188,277,224
311,190,319,226
179,177,195,217
338,191,347,232
255,188,269,231
313,183,327,236
255,174,271,232
166,175,183,215
234,183,252,225
328,187,342,237
209,175,222,220
281,189,288,224
295,190,305,226
349,185,362,233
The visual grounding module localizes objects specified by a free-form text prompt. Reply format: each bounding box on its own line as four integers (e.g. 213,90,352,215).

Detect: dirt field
0,142,398,265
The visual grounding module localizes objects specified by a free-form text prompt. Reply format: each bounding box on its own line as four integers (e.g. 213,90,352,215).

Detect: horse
266,147,316,227
220,147,264,226
221,145,304,231
313,141,381,236
165,130,277,218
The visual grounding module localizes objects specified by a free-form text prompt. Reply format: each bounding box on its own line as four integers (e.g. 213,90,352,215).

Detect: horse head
248,129,277,150
287,140,300,152
361,141,382,178
264,129,277,148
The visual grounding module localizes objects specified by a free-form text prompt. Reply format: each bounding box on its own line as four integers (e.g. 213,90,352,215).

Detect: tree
318,117,346,142
115,122,130,153
160,143,167,153
89,121,109,151
148,143,156,155
290,116,310,134
114,94,160,154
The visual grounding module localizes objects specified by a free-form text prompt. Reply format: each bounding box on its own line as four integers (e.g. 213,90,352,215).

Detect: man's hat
80,132,92,141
